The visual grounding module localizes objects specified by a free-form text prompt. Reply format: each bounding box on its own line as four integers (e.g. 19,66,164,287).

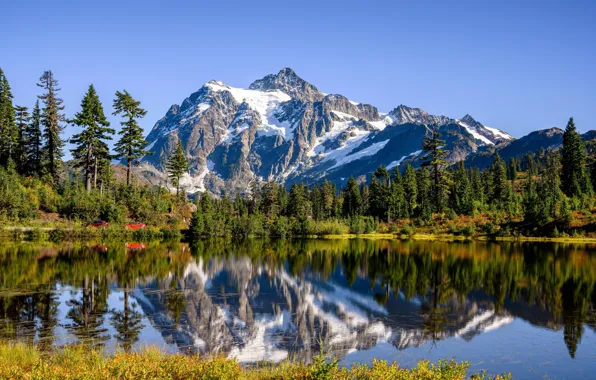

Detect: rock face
140,68,523,194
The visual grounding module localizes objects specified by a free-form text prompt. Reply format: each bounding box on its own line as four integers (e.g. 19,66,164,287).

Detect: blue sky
2,0,596,157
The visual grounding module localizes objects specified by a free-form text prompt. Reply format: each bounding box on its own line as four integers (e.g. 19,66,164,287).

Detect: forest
1,68,596,239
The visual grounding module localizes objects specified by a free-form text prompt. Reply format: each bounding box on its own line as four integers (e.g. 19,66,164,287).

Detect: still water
0,239,595,379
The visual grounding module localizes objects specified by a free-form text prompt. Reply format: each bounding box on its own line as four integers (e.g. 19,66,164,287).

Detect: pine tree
452,161,473,215
23,100,43,176
389,167,407,220
113,90,150,186
261,181,280,219
507,157,518,182
403,163,418,216
0,68,18,168
14,105,30,173
70,85,114,192
561,117,591,197
37,70,65,182
369,166,391,220
342,176,361,217
321,180,336,219
166,140,188,196
469,167,484,204
491,152,508,206
416,167,432,221
421,128,451,212
288,183,310,220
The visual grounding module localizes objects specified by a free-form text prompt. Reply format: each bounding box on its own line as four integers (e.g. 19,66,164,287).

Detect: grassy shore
0,343,511,380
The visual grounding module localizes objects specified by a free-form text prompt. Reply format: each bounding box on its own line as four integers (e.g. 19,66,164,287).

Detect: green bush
400,224,416,236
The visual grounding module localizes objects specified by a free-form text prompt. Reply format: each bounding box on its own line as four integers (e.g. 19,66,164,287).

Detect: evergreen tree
403,163,418,216
416,167,432,221
507,157,518,182
0,68,18,168
166,140,188,196
113,90,150,186
70,85,114,192
469,167,484,204
421,128,451,212
23,100,43,176
261,181,280,219
14,105,30,173
342,176,361,217
561,117,591,197
389,167,407,220
37,70,65,182
369,165,391,220
288,183,310,220
491,152,508,206
321,180,336,219
452,161,473,215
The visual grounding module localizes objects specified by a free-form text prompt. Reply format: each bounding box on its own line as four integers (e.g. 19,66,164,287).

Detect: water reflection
0,239,595,377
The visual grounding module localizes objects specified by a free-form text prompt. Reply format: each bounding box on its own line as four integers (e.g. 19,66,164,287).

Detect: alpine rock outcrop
140,68,515,194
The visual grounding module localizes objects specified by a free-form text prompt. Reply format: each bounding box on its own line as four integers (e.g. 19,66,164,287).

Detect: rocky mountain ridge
139,68,569,195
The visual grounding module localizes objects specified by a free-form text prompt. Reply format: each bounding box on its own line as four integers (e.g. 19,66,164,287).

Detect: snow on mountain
205,80,293,140
456,120,494,145
141,68,518,194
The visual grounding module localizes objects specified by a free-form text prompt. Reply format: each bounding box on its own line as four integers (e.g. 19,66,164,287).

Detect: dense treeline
189,119,596,238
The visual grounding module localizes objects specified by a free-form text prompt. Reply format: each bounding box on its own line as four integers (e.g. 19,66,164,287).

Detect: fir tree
507,157,518,182
288,183,310,219
452,161,473,215
491,152,508,205
321,180,336,219
403,163,418,216
70,85,114,192
23,100,43,176
389,167,407,220
113,90,150,186
0,68,18,168
421,127,451,212
561,117,591,197
416,167,432,221
342,176,361,217
261,181,280,219
166,140,188,196
37,70,65,182
14,105,30,173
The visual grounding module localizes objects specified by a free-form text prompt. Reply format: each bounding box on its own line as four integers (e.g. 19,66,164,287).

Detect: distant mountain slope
140,68,592,194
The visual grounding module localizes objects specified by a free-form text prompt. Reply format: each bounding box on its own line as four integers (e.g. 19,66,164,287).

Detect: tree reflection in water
0,239,594,362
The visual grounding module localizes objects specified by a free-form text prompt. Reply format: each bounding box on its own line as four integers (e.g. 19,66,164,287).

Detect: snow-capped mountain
133,255,515,364
140,68,515,194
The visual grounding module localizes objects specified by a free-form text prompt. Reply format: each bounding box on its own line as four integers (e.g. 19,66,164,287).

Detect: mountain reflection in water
1,239,595,378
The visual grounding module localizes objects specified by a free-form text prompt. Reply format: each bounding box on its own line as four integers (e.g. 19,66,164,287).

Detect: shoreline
0,343,510,379
2,226,596,244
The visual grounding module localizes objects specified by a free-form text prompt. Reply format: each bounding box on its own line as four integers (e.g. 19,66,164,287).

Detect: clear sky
2,0,596,157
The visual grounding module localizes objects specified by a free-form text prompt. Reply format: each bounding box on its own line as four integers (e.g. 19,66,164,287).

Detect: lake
0,239,595,379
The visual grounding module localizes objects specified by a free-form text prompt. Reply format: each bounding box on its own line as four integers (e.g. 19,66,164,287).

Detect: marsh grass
0,343,512,380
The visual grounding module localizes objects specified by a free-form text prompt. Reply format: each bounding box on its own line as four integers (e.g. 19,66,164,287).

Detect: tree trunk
93,156,98,189
127,158,132,187
86,141,93,192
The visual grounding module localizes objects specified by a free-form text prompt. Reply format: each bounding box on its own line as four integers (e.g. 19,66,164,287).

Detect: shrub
400,224,416,236
310,219,350,235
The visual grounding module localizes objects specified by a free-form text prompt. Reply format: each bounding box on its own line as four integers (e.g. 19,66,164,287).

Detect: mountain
140,68,552,194
463,128,596,169
133,255,515,363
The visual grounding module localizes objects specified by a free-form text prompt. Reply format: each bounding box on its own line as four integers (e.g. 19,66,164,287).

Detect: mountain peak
249,68,324,102
461,114,483,128
387,104,451,126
